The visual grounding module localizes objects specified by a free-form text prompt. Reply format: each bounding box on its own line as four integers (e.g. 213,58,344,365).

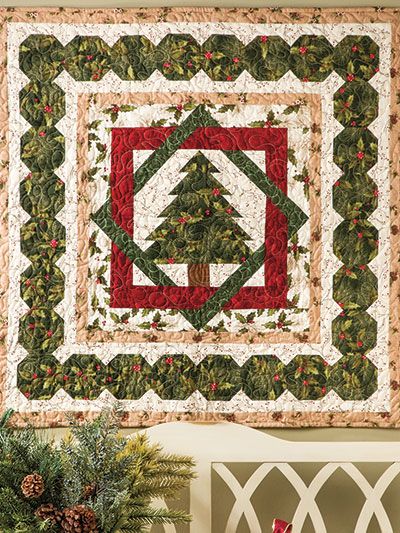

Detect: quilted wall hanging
0,6,399,428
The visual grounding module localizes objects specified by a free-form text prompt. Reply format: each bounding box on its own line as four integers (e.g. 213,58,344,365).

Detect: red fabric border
109,126,288,310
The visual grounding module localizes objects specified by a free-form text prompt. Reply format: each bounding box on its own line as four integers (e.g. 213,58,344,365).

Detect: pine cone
61,504,98,533
35,503,63,525
83,482,97,499
21,473,45,499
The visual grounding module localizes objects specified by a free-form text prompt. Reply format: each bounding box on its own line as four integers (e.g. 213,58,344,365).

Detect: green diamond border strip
91,104,308,330
16,30,380,403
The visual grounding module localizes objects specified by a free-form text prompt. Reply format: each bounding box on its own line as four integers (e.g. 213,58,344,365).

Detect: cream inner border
76,92,321,345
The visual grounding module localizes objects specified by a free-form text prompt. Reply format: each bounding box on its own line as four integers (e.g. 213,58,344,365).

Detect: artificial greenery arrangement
0,409,195,532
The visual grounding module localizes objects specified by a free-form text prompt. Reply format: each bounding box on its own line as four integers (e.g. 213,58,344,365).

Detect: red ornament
46,330,53,337
299,46,308,55
273,374,280,382
44,105,52,113
232,56,240,63
210,382,218,391
204,51,213,60
260,35,268,43
50,239,58,248
163,62,171,68
132,364,142,372
167,258,175,264
347,73,355,82
357,151,364,160
351,45,359,52
212,188,220,196
165,356,174,365
357,340,364,347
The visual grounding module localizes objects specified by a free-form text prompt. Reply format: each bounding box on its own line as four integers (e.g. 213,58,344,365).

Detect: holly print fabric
1,6,399,428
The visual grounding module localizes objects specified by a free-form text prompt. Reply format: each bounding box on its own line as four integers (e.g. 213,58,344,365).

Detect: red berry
165,356,174,365
299,46,308,55
204,51,213,60
210,382,218,391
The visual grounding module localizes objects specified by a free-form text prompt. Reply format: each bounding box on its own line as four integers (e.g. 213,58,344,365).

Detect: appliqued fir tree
146,151,252,287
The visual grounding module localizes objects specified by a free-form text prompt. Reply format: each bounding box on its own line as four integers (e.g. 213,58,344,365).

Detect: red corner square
110,126,288,310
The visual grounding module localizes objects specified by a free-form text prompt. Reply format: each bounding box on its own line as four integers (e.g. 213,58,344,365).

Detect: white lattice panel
143,423,400,532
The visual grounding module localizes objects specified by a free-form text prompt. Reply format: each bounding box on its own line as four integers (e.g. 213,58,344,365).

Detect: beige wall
5,2,400,529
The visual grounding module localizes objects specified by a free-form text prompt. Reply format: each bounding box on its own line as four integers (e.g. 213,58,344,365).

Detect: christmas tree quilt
1,6,399,427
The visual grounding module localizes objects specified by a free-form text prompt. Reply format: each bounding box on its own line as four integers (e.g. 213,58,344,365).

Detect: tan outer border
76,91,321,345
0,7,398,428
